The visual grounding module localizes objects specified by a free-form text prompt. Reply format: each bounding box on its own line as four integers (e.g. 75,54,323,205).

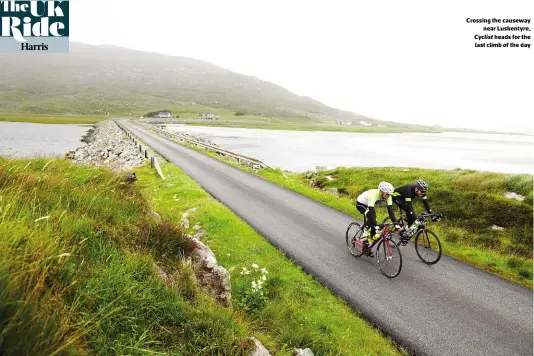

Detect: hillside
0,42,431,130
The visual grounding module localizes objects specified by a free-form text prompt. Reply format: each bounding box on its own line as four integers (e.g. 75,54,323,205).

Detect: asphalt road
122,121,533,356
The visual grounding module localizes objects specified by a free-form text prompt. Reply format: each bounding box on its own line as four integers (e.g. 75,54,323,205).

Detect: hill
0,42,433,130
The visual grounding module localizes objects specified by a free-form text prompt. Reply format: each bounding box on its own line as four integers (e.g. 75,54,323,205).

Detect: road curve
122,120,533,356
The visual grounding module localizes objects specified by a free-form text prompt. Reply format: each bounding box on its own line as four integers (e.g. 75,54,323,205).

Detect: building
201,113,218,120
156,111,171,118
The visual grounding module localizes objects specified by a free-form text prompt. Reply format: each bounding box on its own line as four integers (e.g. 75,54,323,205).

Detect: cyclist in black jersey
392,179,439,236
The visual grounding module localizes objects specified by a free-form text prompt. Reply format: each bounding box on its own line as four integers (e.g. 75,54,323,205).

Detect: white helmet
378,181,394,195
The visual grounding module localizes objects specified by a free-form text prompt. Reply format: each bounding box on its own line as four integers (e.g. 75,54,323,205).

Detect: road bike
346,221,403,278
383,210,443,265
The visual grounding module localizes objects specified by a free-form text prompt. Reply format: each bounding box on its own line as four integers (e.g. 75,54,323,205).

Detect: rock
491,225,505,231
153,263,168,283
180,217,190,229
124,172,137,184
325,175,334,181
193,230,206,240
324,188,338,195
504,192,525,201
66,120,147,171
294,348,314,356
191,240,232,306
248,337,271,356
305,172,315,179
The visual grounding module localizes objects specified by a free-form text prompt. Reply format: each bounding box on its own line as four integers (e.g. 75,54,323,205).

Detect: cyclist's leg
395,199,415,227
356,202,373,253
356,202,369,227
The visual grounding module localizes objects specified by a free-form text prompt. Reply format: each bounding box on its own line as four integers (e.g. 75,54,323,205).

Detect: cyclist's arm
386,197,398,224
404,198,417,218
422,195,432,213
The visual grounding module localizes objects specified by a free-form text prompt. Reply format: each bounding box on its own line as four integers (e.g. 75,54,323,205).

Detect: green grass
0,157,404,355
0,113,105,124
135,158,405,355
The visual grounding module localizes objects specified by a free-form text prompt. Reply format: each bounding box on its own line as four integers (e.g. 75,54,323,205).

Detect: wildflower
252,263,259,269
262,275,267,281
261,268,268,274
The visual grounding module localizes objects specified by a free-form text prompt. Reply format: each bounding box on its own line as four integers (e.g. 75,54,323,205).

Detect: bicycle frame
354,224,394,251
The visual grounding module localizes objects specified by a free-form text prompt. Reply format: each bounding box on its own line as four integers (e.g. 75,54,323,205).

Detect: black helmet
415,179,429,192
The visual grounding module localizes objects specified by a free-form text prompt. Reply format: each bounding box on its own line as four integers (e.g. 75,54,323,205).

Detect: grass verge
0,157,404,355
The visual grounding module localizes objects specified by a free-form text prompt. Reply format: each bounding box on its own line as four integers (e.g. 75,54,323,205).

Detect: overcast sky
71,0,533,132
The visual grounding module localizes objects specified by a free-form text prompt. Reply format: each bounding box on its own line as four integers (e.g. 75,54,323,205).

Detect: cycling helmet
415,179,429,192
378,181,394,195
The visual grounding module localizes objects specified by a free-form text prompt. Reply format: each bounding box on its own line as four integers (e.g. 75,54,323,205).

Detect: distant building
201,112,218,120
155,111,171,118
359,120,372,127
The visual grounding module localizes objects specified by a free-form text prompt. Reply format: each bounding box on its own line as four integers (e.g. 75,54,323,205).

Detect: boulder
248,337,271,356
191,239,232,307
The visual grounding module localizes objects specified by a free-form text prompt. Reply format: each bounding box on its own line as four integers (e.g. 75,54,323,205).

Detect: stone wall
66,120,147,171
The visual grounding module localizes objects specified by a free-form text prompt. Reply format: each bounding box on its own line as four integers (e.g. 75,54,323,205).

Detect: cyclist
356,181,402,257
392,179,439,237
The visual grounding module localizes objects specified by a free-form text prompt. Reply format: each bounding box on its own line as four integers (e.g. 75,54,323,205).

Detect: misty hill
0,42,422,128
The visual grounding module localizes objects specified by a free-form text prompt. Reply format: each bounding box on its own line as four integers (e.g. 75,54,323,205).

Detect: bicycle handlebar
419,212,443,220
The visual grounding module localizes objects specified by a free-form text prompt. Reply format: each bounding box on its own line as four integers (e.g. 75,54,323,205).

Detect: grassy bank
0,114,105,124
0,157,403,355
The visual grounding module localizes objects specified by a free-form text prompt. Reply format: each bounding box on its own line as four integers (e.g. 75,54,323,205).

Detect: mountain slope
1,42,407,126
1,43,454,131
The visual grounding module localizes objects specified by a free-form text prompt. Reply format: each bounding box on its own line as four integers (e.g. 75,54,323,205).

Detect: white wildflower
252,263,259,269
261,268,268,274
262,275,267,281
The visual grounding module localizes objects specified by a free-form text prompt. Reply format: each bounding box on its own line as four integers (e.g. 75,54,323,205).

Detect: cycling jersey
356,189,397,231
357,189,393,207
392,184,432,226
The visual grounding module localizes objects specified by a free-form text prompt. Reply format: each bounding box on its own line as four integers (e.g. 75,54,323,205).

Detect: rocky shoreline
66,120,147,171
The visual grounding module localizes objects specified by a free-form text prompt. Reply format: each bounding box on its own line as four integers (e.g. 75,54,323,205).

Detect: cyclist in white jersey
356,182,402,257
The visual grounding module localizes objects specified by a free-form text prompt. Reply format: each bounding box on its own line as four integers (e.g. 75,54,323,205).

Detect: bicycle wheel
376,236,403,278
414,229,442,265
346,222,365,257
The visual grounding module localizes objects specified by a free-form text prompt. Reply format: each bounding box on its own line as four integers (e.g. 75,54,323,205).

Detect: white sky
70,0,534,132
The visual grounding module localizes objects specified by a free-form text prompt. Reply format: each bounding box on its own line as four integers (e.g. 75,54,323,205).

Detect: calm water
0,122,90,158
167,125,534,174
